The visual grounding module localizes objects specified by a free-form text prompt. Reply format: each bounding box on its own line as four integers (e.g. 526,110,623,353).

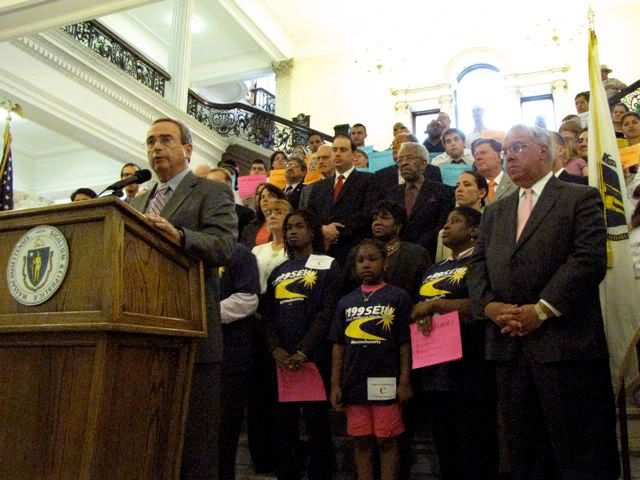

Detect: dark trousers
496,355,620,480
247,335,278,472
181,362,222,480
424,390,498,480
275,401,335,480
218,371,250,480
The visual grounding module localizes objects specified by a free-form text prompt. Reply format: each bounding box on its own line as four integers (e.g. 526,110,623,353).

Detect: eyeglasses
145,135,178,149
500,142,530,156
285,163,302,169
265,209,287,216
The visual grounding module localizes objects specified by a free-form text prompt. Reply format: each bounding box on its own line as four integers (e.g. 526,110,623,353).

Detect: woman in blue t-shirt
263,209,341,480
412,206,498,480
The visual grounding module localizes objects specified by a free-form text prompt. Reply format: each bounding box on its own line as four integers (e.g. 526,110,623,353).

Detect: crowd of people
65,67,640,480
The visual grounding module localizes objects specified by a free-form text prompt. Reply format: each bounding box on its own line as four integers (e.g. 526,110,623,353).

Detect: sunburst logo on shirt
301,269,317,288
419,267,467,297
274,269,317,300
377,306,395,331
345,304,396,341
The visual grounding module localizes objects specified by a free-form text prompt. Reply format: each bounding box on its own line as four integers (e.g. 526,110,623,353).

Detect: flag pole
0,101,14,176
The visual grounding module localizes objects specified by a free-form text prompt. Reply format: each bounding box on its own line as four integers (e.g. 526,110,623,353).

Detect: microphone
97,169,152,198
105,169,152,191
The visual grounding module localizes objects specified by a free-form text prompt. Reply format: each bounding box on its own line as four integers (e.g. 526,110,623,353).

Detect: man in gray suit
469,125,619,479
132,118,237,480
472,138,517,203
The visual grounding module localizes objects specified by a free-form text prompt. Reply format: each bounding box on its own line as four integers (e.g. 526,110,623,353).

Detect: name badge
367,377,396,401
305,254,334,270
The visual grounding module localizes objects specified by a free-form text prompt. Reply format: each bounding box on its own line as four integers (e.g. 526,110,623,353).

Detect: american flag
0,120,14,211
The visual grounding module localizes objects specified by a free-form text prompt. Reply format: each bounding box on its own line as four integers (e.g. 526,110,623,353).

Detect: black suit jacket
131,171,237,363
558,169,588,185
373,164,442,194
385,179,455,259
468,176,609,362
307,170,375,265
284,182,304,209
236,203,256,239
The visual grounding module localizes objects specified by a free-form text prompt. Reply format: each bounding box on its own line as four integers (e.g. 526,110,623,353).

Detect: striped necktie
146,184,169,215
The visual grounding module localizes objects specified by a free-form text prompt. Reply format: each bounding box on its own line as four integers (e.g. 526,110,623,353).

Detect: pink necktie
516,188,532,241
146,184,169,215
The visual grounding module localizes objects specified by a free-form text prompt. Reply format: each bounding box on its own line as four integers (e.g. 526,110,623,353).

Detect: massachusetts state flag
0,118,13,211
587,26,640,392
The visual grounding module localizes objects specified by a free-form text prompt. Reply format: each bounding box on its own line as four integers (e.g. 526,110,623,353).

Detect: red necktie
333,175,344,202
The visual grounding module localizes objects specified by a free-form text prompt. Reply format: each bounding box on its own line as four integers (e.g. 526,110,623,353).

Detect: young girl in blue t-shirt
330,239,412,480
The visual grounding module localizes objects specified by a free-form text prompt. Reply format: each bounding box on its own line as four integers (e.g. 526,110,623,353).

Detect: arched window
455,64,508,136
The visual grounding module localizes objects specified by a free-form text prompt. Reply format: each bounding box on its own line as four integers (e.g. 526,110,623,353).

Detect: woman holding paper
262,209,341,480
412,206,498,480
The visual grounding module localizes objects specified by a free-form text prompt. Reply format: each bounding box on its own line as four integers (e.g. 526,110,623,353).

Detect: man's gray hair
399,142,429,159
508,124,553,163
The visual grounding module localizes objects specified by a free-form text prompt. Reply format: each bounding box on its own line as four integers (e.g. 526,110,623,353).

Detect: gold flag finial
0,100,22,121
588,6,595,31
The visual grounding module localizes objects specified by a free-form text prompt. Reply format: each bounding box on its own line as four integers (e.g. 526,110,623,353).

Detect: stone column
166,0,194,110
272,59,294,118
551,79,570,126
394,101,412,130
505,86,522,127
438,94,453,115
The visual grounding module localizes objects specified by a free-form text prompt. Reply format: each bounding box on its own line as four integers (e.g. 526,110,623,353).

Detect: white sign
367,377,396,401
305,254,334,270
7,226,69,306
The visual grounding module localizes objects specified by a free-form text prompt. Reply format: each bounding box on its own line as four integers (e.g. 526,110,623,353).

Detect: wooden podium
0,198,206,480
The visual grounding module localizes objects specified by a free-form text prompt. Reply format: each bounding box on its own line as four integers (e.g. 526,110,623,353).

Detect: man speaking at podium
132,118,237,480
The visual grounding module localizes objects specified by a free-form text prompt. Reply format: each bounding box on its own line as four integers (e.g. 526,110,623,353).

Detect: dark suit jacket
131,170,237,363
307,170,375,265
385,179,455,259
468,176,609,363
373,164,443,196
284,182,304,209
558,169,588,185
235,203,255,239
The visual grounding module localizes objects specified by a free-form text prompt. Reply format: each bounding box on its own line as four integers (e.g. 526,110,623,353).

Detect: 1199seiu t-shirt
330,284,411,404
264,256,341,358
415,255,487,393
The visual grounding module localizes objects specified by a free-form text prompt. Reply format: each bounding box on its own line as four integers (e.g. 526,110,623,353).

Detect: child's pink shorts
345,403,405,438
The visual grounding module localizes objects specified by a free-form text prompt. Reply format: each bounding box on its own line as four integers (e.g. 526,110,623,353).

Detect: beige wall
289,3,640,148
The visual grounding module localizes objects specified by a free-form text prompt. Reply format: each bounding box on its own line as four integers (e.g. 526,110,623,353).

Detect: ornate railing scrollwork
62,20,171,96
249,88,276,114
187,90,332,152
609,78,640,112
